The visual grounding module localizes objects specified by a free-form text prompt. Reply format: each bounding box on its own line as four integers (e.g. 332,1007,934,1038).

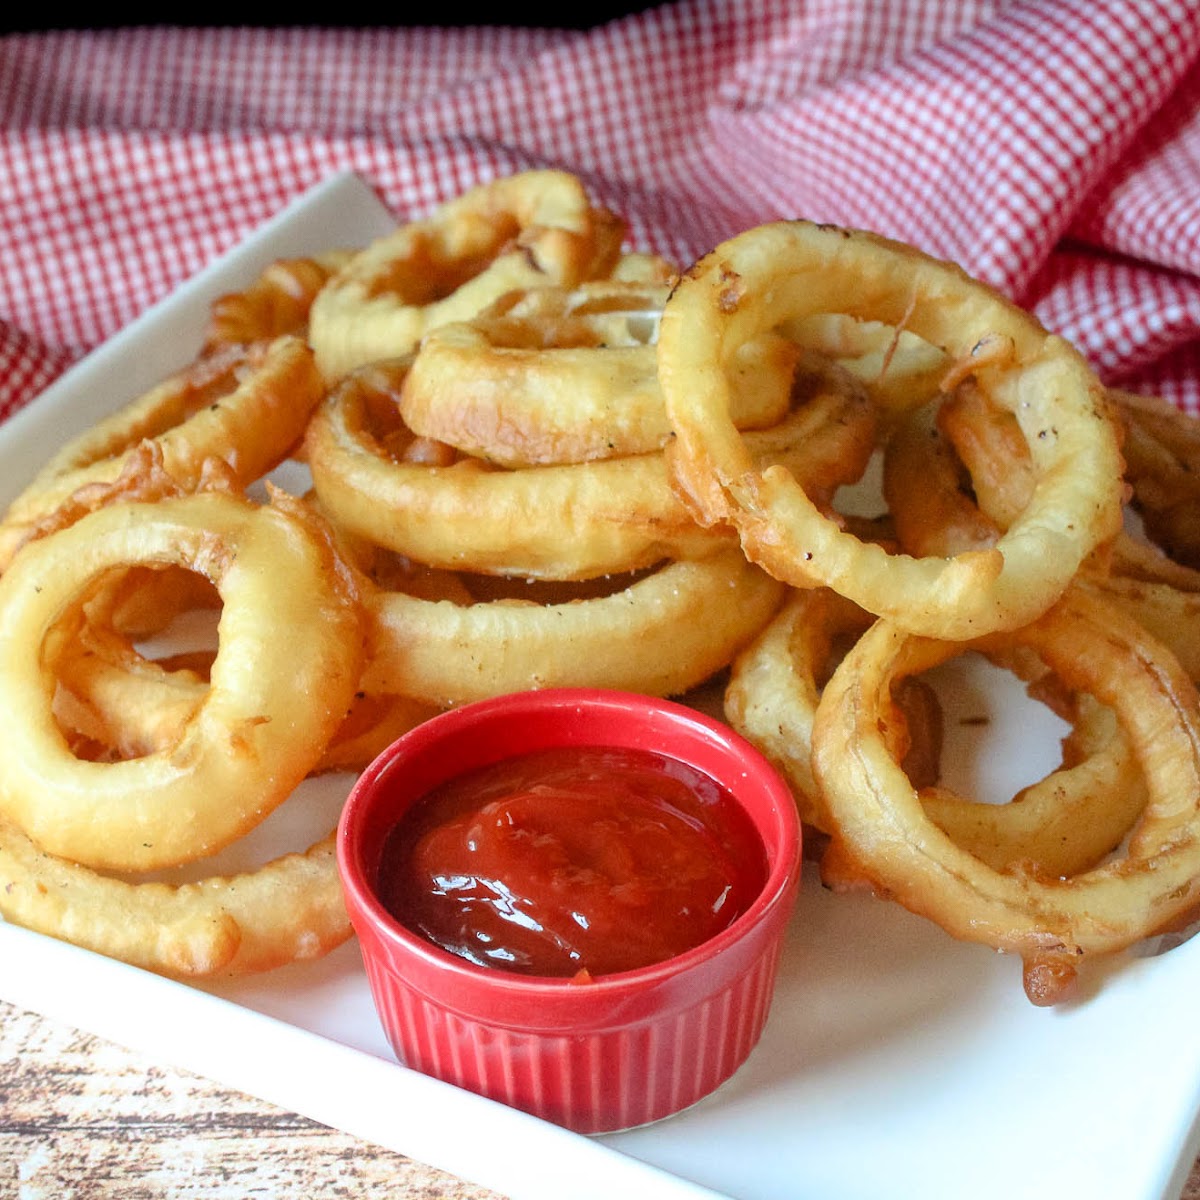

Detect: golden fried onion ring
934,383,1200,602
784,312,950,415
0,489,365,872
886,386,1200,682
0,335,323,570
0,817,353,978
1107,388,1200,570
1090,575,1200,681
50,619,436,776
359,546,786,708
725,588,1144,877
306,357,876,581
811,586,1200,1006
398,282,797,466
201,252,354,353
657,220,1125,639
882,400,1003,558
308,169,625,381
725,587,870,832
918,692,1145,880
48,620,214,762
80,562,222,641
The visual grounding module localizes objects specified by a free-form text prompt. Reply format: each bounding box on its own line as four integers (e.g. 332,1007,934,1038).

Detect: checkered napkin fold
1,0,1198,417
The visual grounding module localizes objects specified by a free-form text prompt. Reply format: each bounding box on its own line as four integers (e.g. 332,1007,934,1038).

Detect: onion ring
725,588,872,832
887,386,1200,681
0,816,352,978
917,689,1145,880
657,220,1125,639
358,545,786,708
308,169,625,381
1109,388,1200,570
933,384,1200,599
607,251,679,284
1106,532,1200,593
0,335,323,570
882,400,1003,557
0,488,365,872
305,356,875,581
48,619,213,762
79,562,222,641
810,585,1200,1006
398,281,797,466
1083,574,1200,682
725,588,1143,877
785,312,950,415
50,620,436,775
926,382,1200,594
201,252,354,352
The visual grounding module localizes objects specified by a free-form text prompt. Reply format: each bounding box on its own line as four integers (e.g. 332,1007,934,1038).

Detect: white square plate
2,172,1199,1200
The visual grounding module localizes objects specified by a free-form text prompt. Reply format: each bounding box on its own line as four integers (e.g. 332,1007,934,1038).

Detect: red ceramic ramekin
336,687,801,1134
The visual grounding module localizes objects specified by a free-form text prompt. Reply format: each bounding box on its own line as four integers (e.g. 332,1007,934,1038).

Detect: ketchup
376,744,767,979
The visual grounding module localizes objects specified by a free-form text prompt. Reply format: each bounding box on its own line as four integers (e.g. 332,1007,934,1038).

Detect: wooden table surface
6,991,1200,1200
0,998,505,1199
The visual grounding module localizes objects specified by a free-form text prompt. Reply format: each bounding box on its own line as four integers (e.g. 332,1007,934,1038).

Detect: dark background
1,7,660,32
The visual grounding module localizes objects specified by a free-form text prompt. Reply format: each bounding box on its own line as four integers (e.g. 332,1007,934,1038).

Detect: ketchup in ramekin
337,688,801,1134
376,743,769,980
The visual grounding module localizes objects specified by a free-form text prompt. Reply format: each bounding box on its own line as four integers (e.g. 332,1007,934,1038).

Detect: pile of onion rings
3,170,1200,1010
0,171,810,982
687,221,1200,1004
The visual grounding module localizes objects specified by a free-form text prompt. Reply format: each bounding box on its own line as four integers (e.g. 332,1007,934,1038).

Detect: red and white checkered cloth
2,0,1199,420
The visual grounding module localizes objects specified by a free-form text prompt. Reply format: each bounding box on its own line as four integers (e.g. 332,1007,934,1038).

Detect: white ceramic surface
2,172,1199,1200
